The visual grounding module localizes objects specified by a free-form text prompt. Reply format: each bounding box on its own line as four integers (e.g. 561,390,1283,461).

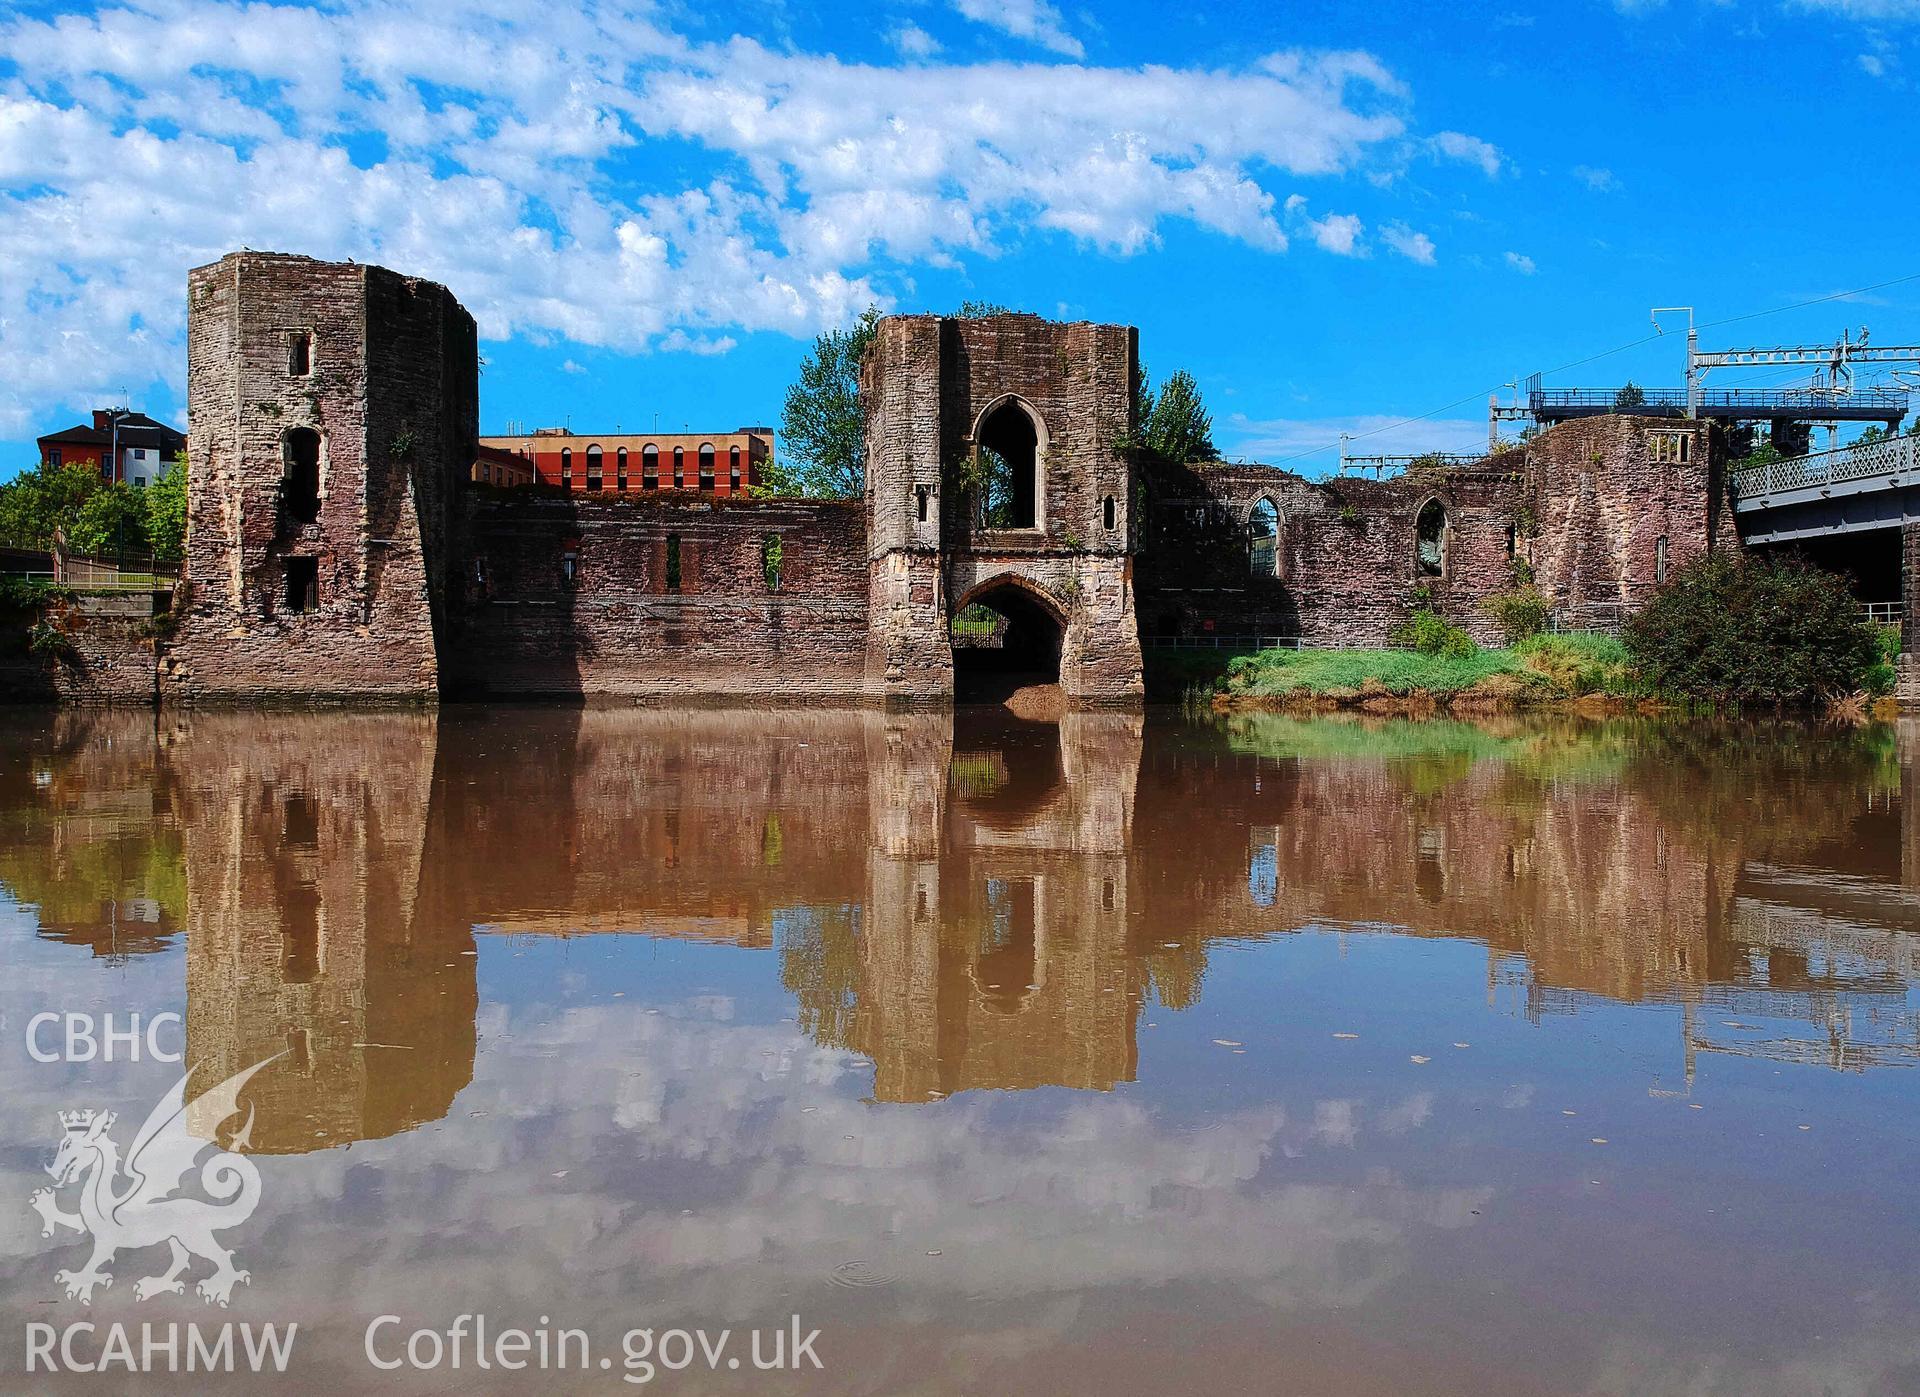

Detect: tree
1613,381,1647,413
0,460,102,547
953,299,1013,318
145,453,188,562
69,482,151,558
1624,552,1880,704
1136,367,1218,464
772,305,881,499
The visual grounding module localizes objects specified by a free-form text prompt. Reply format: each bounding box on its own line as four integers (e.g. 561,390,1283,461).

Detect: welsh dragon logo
29,1055,281,1307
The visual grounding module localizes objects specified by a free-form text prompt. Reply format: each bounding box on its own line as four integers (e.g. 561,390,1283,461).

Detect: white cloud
890,23,942,59
1572,164,1620,192
1283,195,1366,256
951,0,1084,58
0,0,1453,437
1794,0,1920,16
559,358,586,375
1859,51,1888,75
1381,222,1438,265
1505,250,1537,275
1428,130,1504,178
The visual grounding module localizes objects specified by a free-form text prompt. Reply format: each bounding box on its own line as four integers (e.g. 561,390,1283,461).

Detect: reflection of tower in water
178,714,476,1154
851,710,1145,1102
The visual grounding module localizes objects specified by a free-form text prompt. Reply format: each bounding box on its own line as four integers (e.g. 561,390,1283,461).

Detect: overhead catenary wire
1264,269,1920,470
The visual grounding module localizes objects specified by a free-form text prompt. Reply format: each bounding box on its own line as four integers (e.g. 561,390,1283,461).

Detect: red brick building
36,410,186,488
477,426,774,495
470,443,537,488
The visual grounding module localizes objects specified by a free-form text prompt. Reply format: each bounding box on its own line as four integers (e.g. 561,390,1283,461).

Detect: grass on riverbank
1145,632,1638,710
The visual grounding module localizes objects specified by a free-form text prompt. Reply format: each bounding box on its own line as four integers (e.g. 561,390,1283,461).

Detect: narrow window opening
1248,499,1279,578
1415,499,1449,577
561,446,573,487
1656,534,1669,584
916,485,930,523
665,534,681,593
642,444,658,489
616,446,628,490
730,445,742,491
283,556,319,614
762,533,783,591
673,446,684,489
560,549,578,588
1103,494,1117,531
699,443,715,491
287,330,312,377
1506,523,1518,557
282,428,322,525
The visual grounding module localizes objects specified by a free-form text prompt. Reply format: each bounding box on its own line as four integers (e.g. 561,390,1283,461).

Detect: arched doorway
952,578,1066,706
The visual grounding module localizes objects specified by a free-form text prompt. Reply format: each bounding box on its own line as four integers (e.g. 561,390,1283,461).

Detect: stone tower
163,252,477,702
862,313,1144,704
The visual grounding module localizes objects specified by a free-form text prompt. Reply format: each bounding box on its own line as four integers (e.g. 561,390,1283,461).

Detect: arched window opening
560,446,573,486
729,444,742,491
1103,495,1117,531
974,400,1041,529
762,534,783,591
282,428,322,525
665,533,682,593
1416,499,1449,577
616,446,629,490
699,443,715,490
673,446,685,489
1248,499,1280,577
585,444,603,490
642,444,659,488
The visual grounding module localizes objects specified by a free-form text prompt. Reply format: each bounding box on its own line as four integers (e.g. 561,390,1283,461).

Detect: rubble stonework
161,252,476,702
861,313,1144,702
10,250,1745,708
1139,416,1717,647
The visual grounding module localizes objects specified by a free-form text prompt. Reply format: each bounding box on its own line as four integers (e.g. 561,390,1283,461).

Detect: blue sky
2,0,1916,480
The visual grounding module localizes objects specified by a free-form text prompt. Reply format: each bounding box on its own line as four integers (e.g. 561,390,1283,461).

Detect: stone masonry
6,249,1739,708
162,252,476,702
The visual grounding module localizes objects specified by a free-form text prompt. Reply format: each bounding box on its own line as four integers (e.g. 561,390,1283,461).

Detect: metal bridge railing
1534,386,1909,414
1862,601,1905,627
1732,434,1916,501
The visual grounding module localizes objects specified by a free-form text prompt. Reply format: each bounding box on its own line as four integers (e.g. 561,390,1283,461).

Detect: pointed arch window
1416,499,1449,577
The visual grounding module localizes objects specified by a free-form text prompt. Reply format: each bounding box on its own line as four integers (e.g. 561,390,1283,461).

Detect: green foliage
953,299,1013,318
70,482,152,557
1392,607,1478,658
1623,552,1881,704
772,305,881,499
1613,381,1647,412
0,577,69,610
1133,367,1218,464
1513,632,1632,697
0,460,101,547
145,455,188,562
1863,623,1900,697
1483,581,1551,643
761,533,783,591
1222,645,1521,698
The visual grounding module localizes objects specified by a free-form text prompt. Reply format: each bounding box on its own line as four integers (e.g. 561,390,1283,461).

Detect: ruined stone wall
1139,415,1715,646
862,313,1143,702
449,494,870,698
0,600,156,705
163,253,475,703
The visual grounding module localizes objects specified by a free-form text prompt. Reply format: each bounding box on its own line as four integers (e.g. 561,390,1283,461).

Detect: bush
1392,607,1477,658
1863,623,1900,697
1483,582,1551,643
1624,552,1880,704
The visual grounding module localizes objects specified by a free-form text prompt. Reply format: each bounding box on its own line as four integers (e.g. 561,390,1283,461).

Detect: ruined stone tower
862,313,1144,704
163,253,476,702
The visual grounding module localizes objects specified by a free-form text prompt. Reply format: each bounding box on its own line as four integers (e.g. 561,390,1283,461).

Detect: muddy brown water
3,706,1919,1394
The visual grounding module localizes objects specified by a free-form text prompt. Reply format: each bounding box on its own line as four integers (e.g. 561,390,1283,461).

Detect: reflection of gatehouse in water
9,710,1920,1156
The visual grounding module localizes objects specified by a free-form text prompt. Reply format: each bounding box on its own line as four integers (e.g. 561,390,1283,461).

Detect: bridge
1733,433,1920,544
1533,385,1909,428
